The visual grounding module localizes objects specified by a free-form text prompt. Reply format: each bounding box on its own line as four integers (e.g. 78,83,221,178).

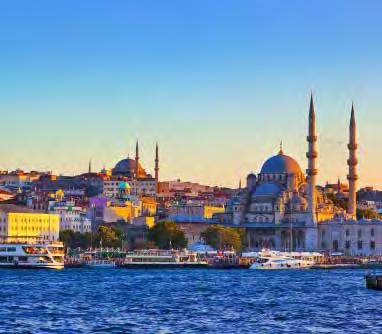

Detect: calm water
0,269,381,333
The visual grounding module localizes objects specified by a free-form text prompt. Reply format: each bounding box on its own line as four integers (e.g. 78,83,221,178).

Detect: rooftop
0,204,41,214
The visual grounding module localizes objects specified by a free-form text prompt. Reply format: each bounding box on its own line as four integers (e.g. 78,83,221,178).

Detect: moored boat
249,251,318,270
0,242,65,269
117,249,208,269
83,259,116,268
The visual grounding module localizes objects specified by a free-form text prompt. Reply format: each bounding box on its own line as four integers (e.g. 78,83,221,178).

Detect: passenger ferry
118,249,208,269
0,242,65,269
84,259,116,269
249,251,321,270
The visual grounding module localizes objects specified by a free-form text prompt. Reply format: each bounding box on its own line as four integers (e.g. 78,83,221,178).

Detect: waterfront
0,270,382,333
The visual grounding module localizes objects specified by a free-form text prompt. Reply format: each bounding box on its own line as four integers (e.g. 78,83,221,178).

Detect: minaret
154,142,159,193
306,93,318,226
347,103,358,219
88,160,92,174
135,140,140,179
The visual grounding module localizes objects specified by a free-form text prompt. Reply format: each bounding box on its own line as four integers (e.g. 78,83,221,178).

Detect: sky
0,0,381,188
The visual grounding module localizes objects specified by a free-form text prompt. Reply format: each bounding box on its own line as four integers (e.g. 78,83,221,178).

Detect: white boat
0,242,65,269
118,249,208,268
84,259,116,268
249,251,319,270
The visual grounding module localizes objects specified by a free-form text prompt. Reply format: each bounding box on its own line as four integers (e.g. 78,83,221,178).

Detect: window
345,241,350,249
345,230,350,237
370,241,376,250
358,230,362,238
358,240,363,250
371,229,375,237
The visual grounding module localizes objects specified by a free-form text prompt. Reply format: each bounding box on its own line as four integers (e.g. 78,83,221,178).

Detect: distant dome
118,181,131,190
255,182,282,196
260,152,302,175
112,158,147,178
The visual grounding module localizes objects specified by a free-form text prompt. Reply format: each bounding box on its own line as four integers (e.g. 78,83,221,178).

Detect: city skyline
1,1,381,188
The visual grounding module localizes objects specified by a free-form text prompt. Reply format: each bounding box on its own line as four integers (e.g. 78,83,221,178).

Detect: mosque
234,94,363,252
104,141,160,197
112,141,159,182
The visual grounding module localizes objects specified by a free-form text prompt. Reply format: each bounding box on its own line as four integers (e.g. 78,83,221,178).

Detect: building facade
0,204,60,242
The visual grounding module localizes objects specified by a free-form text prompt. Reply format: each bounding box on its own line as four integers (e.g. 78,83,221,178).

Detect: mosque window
358,240,363,250
371,228,375,237
370,241,376,250
345,241,350,249
345,229,350,237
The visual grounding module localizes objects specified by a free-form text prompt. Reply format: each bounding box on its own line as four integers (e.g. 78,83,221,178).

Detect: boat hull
366,275,382,290
118,263,208,269
0,263,64,270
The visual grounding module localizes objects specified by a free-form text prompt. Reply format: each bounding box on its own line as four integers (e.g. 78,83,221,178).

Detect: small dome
290,192,307,206
118,181,131,190
255,182,282,196
260,153,302,175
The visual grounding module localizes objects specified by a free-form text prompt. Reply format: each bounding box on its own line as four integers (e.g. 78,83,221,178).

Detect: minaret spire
154,142,159,193
88,160,92,174
135,140,140,179
306,93,318,225
347,102,358,219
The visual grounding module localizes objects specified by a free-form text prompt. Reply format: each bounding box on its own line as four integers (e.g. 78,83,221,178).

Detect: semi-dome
112,158,147,178
290,192,307,206
260,152,302,175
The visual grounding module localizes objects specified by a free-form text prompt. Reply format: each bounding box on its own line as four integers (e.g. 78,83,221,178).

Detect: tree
201,225,242,252
357,208,380,220
98,225,121,247
148,221,188,249
60,230,92,249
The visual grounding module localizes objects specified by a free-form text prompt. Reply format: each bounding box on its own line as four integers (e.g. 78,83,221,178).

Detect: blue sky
0,0,381,188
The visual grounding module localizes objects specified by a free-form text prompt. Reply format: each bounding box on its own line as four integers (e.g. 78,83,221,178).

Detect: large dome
112,158,147,178
260,153,302,175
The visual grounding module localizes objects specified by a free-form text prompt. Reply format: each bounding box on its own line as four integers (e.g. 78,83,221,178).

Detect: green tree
60,230,92,249
148,221,188,249
357,208,380,220
201,225,242,251
98,225,121,247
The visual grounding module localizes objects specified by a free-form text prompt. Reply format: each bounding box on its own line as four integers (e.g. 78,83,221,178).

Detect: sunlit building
0,204,60,242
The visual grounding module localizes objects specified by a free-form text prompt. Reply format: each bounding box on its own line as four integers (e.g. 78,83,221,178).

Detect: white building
50,201,91,233
103,179,157,198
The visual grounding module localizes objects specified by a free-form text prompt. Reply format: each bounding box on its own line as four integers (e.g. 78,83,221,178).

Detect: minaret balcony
307,135,317,142
347,174,359,181
306,152,318,159
306,169,318,176
348,143,358,150
347,158,358,165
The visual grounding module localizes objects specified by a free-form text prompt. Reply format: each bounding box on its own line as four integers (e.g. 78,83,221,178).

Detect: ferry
118,249,208,269
0,242,65,269
83,259,116,269
249,251,320,270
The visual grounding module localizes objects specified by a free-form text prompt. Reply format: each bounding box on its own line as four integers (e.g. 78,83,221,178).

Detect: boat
365,270,382,290
249,251,317,270
83,259,116,268
117,249,208,269
0,242,65,269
